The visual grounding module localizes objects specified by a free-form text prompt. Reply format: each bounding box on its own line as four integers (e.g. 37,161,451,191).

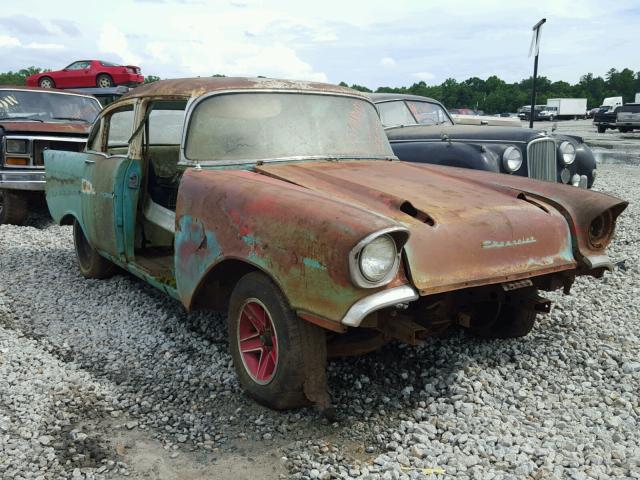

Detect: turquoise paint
122,160,141,259
303,257,327,271
175,215,223,302
242,234,260,247
43,150,88,228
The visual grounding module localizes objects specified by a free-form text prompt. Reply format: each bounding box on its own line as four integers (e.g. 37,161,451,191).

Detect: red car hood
257,160,578,295
0,121,90,135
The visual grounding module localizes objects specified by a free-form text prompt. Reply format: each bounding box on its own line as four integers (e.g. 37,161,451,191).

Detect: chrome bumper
0,170,45,191
341,285,419,327
583,254,614,271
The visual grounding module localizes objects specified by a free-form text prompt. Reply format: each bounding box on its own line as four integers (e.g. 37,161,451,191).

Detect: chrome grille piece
526,137,557,182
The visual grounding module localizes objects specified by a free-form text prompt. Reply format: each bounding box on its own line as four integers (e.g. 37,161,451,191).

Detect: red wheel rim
237,299,278,385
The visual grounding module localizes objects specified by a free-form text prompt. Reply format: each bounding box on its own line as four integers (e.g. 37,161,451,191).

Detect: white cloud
142,11,327,82
0,35,21,48
412,71,435,81
98,23,141,65
380,57,396,67
25,42,64,50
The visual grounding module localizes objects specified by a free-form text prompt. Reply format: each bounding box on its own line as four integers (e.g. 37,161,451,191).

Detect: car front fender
174,168,409,324
390,140,501,172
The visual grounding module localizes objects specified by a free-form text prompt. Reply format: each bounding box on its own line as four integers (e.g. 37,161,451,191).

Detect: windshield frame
0,88,102,123
179,89,396,167
375,99,454,128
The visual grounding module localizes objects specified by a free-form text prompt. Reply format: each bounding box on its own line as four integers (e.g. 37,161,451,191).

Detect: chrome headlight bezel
559,141,576,165
502,146,523,172
5,138,28,154
349,227,408,288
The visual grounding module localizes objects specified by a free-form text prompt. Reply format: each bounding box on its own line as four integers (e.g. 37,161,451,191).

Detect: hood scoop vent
400,201,435,226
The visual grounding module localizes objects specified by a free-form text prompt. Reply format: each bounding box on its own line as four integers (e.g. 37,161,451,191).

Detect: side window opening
142,100,187,211
106,105,135,154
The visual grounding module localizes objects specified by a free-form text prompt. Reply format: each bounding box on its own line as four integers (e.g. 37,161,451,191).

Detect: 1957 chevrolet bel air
44,78,626,413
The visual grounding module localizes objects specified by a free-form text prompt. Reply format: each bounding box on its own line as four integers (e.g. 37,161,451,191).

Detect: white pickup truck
616,103,640,132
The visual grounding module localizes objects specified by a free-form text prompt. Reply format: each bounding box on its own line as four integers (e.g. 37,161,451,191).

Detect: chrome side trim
348,226,410,289
342,285,419,327
583,255,613,271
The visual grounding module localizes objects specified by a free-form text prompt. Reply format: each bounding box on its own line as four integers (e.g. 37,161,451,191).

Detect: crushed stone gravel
0,163,638,479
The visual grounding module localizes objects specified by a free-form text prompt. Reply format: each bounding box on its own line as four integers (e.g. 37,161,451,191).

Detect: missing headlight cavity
400,201,435,226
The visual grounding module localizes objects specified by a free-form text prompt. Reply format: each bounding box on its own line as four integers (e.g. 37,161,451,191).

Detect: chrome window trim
342,285,419,327
348,226,409,289
178,89,385,167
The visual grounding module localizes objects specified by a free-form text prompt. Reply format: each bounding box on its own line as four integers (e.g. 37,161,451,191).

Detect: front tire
228,272,328,410
73,220,115,279
96,74,114,88
468,292,538,339
597,125,606,133
0,190,28,225
38,77,55,88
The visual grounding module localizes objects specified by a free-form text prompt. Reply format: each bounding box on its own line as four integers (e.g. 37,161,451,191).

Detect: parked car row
0,77,626,414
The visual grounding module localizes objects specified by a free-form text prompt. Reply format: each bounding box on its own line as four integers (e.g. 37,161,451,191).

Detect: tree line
343,68,639,113
1,66,637,113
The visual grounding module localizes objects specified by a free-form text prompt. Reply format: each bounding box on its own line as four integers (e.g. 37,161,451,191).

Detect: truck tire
468,292,538,339
0,190,29,225
73,219,116,279
228,271,329,411
597,125,606,133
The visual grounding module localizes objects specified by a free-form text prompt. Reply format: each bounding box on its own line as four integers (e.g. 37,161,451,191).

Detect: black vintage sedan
371,93,597,188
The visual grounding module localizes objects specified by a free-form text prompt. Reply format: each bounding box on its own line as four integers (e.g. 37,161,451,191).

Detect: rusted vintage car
0,87,102,224
44,78,626,413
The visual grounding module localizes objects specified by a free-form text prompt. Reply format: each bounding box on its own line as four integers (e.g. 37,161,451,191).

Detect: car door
83,101,141,259
55,61,82,88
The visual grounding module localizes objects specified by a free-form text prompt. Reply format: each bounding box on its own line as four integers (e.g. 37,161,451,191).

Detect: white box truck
538,98,588,120
602,96,623,110
636,93,640,103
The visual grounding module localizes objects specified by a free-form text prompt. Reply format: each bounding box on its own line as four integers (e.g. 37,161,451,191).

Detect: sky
0,0,637,88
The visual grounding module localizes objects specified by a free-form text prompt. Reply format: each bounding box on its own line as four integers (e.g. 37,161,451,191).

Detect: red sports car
26,60,144,89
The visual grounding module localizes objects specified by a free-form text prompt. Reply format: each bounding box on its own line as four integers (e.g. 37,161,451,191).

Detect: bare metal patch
81,179,95,195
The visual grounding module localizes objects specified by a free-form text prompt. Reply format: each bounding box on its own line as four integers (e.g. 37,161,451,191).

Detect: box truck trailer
538,98,588,120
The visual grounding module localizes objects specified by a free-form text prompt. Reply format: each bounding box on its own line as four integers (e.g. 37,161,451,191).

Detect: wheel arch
187,257,289,313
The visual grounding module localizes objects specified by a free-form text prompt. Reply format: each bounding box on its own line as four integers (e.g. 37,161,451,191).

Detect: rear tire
597,125,606,133
0,190,28,225
96,74,114,88
38,77,55,88
228,272,328,410
73,219,115,279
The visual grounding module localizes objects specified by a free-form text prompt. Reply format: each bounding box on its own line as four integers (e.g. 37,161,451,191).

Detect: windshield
376,100,453,127
185,93,393,162
0,90,101,123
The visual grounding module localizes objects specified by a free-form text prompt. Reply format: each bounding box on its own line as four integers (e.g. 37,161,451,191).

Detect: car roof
121,77,365,100
67,86,130,95
0,85,98,100
369,92,442,104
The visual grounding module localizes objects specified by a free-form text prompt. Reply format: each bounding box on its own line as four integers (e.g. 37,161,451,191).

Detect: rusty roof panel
121,77,366,100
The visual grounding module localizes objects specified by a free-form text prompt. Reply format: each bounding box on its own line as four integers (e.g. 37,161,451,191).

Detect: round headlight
502,146,523,172
359,234,397,282
559,141,576,165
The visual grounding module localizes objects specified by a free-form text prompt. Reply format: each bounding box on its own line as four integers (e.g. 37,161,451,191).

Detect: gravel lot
1,162,638,480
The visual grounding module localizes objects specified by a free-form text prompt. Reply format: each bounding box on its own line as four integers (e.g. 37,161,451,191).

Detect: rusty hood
0,121,91,136
256,160,579,295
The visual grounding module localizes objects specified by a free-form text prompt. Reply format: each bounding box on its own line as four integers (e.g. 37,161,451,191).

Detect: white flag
528,28,542,57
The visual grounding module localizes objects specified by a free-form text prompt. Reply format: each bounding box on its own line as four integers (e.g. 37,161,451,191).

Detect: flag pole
529,18,546,129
